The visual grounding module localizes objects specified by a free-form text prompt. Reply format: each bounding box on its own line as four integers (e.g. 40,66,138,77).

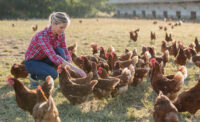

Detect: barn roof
107,0,200,5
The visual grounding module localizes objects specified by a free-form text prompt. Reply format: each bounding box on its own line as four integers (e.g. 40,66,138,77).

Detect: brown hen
150,58,187,100
91,62,120,99
58,65,97,104
174,45,187,66
174,76,200,115
68,43,77,53
153,91,179,122
33,86,60,122
7,76,54,114
11,60,28,78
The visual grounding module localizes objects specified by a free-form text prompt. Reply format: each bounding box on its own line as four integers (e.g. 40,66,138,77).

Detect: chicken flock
8,21,200,121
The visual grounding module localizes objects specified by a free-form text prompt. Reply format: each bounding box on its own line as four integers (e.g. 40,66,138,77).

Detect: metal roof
107,0,200,4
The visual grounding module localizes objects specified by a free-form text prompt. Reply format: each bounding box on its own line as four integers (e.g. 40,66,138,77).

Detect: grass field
0,18,200,122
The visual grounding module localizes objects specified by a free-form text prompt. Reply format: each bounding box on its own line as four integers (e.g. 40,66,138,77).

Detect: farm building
107,0,200,20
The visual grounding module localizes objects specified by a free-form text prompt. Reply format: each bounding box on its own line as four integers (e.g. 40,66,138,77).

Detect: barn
107,0,200,20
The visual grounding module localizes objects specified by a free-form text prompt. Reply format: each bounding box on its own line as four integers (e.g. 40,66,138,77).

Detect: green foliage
0,0,114,19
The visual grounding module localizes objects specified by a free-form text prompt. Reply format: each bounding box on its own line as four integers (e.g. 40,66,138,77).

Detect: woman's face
52,22,67,35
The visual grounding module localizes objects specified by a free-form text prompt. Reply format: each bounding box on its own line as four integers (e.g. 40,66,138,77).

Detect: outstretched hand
71,66,87,77
61,60,86,77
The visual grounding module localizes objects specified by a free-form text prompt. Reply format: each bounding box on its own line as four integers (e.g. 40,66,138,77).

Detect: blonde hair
49,12,70,27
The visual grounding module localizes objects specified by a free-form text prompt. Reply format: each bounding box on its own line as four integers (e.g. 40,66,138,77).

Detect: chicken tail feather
178,66,187,79
174,72,184,84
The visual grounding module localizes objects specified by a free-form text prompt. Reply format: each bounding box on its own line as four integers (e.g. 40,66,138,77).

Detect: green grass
0,18,200,121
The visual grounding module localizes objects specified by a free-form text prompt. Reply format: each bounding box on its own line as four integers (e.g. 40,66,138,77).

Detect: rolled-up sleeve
37,34,64,65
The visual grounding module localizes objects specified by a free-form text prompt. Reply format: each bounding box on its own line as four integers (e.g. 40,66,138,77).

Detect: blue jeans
25,48,66,82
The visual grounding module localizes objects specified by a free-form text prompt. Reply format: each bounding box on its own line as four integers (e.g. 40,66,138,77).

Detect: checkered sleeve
61,34,72,62
37,33,64,65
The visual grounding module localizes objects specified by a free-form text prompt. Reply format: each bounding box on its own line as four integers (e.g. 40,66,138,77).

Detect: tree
0,0,114,19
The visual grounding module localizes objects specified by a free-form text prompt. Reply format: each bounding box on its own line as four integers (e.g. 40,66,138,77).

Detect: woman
25,12,86,88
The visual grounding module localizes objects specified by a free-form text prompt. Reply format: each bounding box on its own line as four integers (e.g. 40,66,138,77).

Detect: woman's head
49,12,70,35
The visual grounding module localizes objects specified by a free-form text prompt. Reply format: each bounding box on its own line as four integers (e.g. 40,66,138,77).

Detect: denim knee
39,69,58,81
24,60,31,73
50,70,58,80
24,60,58,80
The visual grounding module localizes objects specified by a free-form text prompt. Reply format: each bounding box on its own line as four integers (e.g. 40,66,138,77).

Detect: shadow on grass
0,82,13,97
0,94,33,121
57,101,108,121
102,81,155,121
186,60,194,68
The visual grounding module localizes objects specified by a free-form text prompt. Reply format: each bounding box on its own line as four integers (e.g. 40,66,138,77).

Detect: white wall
115,2,200,19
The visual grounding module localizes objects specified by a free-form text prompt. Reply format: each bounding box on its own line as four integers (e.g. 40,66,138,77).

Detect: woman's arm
60,33,72,62
59,34,86,77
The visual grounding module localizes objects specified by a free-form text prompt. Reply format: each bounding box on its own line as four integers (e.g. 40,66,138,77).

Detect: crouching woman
25,12,86,88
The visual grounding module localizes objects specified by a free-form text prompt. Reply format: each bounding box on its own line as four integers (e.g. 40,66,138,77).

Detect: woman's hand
61,60,86,77
70,66,86,77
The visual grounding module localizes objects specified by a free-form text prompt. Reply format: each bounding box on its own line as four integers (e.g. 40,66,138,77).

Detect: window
163,11,168,18
191,11,196,20
124,12,128,17
133,10,136,16
117,10,120,16
142,10,146,17
152,11,156,18
176,11,181,19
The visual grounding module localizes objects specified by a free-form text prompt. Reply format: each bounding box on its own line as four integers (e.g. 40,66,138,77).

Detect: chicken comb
37,85,42,90
150,58,157,63
57,65,63,74
111,51,115,58
57,65,62,70
68,51,72,54
100,46,103,50
80,56,84,61
13,63,18,68
7,76,14,86
112,51,115,54
105,52,109,58
7,76,12,81
98,67,102,70
98,68,102,74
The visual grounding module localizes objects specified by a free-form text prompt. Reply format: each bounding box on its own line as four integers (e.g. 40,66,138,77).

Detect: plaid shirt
25,26,71,65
